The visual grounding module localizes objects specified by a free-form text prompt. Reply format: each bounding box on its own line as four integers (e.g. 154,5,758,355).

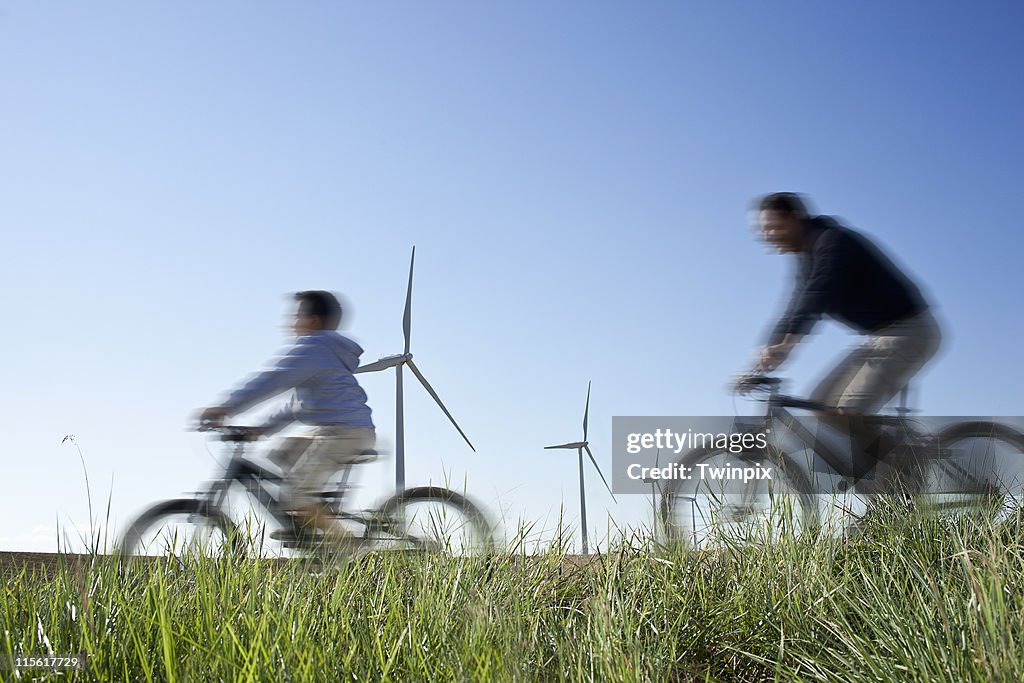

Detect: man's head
292,290,343,336
755,192,810,254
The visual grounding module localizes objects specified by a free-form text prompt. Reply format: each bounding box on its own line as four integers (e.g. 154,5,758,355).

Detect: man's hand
755,334,803,374
757,343,791,373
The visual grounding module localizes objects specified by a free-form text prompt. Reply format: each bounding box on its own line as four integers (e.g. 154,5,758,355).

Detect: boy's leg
266,436,314,473
279,427,376,543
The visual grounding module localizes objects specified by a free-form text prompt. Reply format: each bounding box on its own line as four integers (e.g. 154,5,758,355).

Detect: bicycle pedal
272,528,324,545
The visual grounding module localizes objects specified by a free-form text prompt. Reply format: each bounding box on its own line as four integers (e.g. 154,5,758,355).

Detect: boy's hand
197,406,228,428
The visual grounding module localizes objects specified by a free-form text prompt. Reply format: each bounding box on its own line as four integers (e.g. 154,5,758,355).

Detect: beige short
809,309,942,413
268,427,377,511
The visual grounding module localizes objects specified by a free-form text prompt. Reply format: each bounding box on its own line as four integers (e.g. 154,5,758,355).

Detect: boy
198,290,375,545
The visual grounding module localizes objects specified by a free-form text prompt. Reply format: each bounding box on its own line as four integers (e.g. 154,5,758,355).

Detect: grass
4,501,1024,682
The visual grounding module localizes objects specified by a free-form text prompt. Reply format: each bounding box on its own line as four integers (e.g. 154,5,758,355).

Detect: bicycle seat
344,448,378,465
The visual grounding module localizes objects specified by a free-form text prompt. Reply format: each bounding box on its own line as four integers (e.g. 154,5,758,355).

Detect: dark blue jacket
770,216,928,343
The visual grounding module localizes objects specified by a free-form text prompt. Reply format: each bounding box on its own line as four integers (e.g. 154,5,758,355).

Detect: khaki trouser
810,309,942,492
810,309,942,413
268,427,377,511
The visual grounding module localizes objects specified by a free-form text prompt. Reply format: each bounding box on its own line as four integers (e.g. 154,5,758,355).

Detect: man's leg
822,311,942,494
808,344,890,480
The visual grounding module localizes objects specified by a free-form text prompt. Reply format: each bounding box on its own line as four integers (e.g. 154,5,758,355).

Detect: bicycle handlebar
196,423,262,442
734,375,831,412
776,395,830,412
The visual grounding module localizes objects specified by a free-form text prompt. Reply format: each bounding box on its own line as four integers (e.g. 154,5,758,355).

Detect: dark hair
294,290,343,330
756,192,810,218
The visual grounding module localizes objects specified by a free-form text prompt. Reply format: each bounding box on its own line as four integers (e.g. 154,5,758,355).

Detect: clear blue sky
2,1,1021,552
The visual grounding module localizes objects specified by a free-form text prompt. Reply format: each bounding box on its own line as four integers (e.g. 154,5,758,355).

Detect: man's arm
772,229,847,339
752,231,848,377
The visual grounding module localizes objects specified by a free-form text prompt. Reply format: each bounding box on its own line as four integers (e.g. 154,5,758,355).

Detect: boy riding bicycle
198,290,375,546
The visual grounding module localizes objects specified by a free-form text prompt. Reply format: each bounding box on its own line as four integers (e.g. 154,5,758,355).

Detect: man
742,192,942,490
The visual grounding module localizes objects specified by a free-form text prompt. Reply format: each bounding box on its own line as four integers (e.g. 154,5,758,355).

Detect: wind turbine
354,247,475,491
544,382,616,555
642,449,662,519
642,448,671,541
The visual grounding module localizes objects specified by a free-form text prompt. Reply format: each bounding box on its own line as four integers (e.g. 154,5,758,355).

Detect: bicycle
659,376,1024,548
119,426,495,558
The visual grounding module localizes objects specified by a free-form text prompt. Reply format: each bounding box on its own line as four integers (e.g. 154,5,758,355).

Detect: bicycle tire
919,421,1024,522
659,446,819,549
373,486,495,554
119,498,244,558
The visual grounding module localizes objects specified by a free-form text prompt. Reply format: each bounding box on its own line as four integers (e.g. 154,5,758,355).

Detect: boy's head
292,290,343,336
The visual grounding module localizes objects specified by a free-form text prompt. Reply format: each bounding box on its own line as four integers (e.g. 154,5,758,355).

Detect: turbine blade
655,447,660,467
403,246,415,355
544,442,578,450
583,444,616,503
355,355,405,373
406,358,476,452
582,381,591,441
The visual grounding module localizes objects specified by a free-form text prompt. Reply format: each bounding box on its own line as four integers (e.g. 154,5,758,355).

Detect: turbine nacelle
355,353,412,374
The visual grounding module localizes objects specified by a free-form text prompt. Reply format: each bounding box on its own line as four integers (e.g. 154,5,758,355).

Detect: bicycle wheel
917,421,1024,523
660,446,818,549
371,487,494,555
119,499,244,558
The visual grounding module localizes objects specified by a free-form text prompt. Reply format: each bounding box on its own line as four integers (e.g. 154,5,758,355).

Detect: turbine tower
544,382,616,555
355,247,475,491
642,449,663,537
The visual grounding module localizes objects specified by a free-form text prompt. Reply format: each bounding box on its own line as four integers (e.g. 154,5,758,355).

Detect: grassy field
3,504,1024,682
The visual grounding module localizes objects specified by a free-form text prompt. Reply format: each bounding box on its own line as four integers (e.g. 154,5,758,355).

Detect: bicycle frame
743,384,895,482
198,439,393,540
747,382,990,495
661,380,1021,546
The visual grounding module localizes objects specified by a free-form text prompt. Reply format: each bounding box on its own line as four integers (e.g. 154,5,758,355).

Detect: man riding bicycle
740,192,943,491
